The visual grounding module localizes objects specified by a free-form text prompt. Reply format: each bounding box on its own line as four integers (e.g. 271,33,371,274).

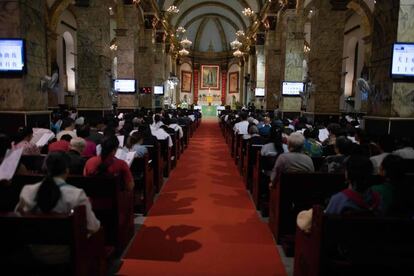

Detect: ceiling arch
174,1,248,30
183,13,240,32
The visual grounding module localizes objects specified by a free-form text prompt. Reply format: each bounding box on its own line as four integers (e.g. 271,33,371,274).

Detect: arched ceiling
160,0,265,53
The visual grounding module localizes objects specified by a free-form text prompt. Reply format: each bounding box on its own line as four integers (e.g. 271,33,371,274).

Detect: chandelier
242,8,254,17
166,5,179,14
132,0,140,4
180,37,192,48
179,48,189,56
230,39,242,50
236,30,245,37
233,49,244,58
177,26,186,33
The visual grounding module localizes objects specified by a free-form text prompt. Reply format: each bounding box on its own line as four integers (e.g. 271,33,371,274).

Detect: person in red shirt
83,135,134,191
48,134,72,153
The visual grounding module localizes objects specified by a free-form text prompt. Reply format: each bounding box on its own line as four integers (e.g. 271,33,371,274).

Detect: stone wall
0,0,48,111
74,0,112,109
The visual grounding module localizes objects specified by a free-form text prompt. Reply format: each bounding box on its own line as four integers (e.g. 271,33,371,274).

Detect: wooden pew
252,155,277,211
10,175,134,255
20,154,47,173
243,143,263,191
180,124,189,150
170,132,179,169
237,137,248,174
294,205,414,276
130,154,154,215
233,134,242,164
158,138,171,178
269,172,346,256
144,144,163,192
0,206,108,276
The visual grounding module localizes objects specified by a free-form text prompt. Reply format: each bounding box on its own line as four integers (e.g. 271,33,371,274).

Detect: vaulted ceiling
160,0,266,53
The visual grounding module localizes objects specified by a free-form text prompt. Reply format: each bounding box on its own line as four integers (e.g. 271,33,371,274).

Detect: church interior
1,0,414,275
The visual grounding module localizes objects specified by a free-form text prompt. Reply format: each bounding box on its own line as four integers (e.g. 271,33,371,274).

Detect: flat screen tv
154,85,164,95
114,79,136,93
282,81,303,97
391,43,414,80
0,38,26,74
255,88,265,97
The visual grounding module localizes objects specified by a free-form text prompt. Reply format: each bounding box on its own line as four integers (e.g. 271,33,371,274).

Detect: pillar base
0,111,51,133
363,116,414,137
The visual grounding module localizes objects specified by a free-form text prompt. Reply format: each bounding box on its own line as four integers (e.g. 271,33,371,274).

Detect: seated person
370,135,395,175
261,126,286,157
270,132,314,184
303,128,323,158
67,137,87,175
393,137,414,159
56,118,77,141
258,116,272,137
320,136,353,174
372,154,412,215
76,125,97,158
125,132,148,158
84,136,134,191
13,127,40,155
48,134,72,153
168,118,183,139
325,155,382,215
13,152,100,264
233,112,249,135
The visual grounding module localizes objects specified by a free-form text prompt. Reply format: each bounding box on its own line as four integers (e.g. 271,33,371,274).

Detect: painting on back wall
181,71,192,92
229,72,239,93
201,65,220,90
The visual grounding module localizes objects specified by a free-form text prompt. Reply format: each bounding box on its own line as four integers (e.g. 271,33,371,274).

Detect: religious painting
181,71,192,93
201,65,220,90
229,72,239,93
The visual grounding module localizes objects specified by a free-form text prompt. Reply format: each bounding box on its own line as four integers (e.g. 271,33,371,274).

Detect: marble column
153,29,167,108
265,16,280,110
279,9,305,113
255,33,266,108
74,0,112,110
116,5,140,110
365,0,414,136
136,15,155,108
306,0,347,115
0,0,48,111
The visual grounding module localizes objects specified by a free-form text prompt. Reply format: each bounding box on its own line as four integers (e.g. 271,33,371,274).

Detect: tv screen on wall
0,38,26,74
114,79,136,93
391,43,414,80
282,81,304,97
154,85,164,95
255,88,265,97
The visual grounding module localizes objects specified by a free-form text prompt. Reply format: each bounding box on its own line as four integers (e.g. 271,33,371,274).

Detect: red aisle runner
118,120,286,276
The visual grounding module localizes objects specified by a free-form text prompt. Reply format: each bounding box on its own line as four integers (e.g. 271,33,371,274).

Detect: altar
201,105,217,117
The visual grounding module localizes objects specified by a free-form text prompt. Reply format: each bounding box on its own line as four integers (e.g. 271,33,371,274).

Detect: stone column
153,29,167,108
365,0,414,136
0,1,50,131
0,0,48,111
279,9,305,114
255,33,266,108
74,0,112,110
136,15,155,108
306,0,347,117
116,5,140,110
265,15,280,110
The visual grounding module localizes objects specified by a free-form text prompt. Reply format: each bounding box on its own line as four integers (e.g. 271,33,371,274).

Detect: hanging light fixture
233,49,244,58
177,26,186,33
179,48,189,56
236,30,245,37
242,8,254,17
230,39,243,50
166,5,179,14
180,37,192,48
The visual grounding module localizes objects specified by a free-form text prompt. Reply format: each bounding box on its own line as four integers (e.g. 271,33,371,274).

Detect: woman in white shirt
15,152,100,233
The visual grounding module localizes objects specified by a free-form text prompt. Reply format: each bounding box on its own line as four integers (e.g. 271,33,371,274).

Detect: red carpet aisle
118,120,286,276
